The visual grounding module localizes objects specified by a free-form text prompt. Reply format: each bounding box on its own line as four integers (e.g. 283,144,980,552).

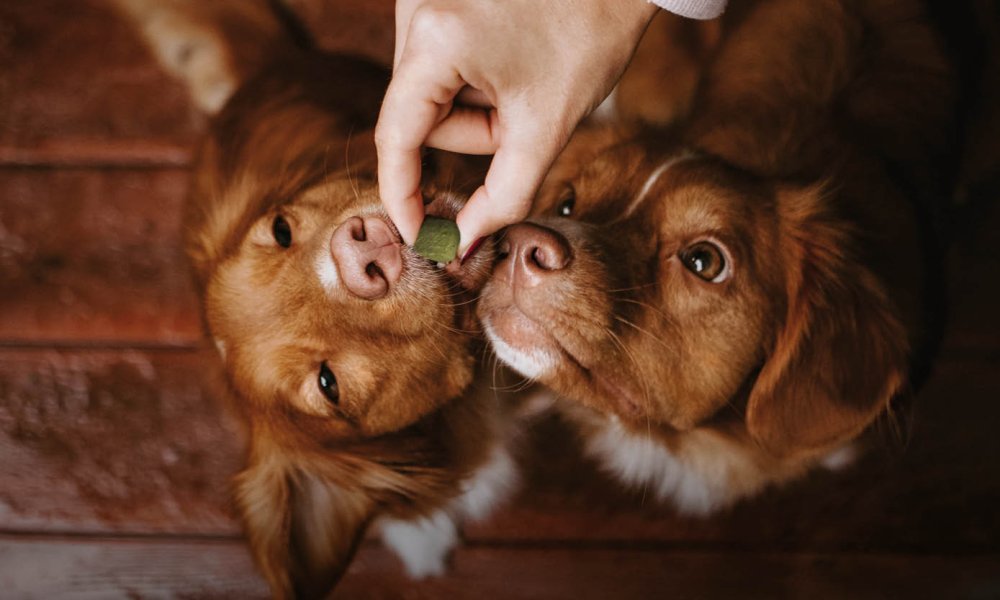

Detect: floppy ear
234,445,376,599
111,0,302,113
746,185,910,456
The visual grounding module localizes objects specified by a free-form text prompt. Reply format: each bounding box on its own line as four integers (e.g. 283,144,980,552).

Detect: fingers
393,0,420,70
455,86,491,108
455,126,566,253
425,104,500,155
376,55,464,244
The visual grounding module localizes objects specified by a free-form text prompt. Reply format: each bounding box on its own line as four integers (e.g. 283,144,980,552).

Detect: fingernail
460,236,486,264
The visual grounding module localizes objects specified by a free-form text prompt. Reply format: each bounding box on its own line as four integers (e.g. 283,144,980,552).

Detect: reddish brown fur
116,1,515,597
480,0,953,493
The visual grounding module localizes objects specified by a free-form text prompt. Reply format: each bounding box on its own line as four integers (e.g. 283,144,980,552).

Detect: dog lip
484,296,583,373
552,339,644,419
589,369,644,419
486,291,646,419
442,247,493,291
487,302,574,371
423,195,461,221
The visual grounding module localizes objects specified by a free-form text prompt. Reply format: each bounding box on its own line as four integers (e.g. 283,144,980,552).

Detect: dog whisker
612,314,674,356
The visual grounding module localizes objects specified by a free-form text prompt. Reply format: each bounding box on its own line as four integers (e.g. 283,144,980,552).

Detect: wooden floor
1,1,999,598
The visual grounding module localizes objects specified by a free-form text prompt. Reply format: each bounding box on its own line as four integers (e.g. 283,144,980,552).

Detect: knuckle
408,6,465,51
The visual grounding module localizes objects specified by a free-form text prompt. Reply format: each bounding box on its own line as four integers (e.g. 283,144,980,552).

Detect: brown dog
479,0,955,513
115,1,520,596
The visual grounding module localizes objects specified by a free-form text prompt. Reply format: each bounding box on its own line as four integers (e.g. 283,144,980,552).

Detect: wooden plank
0,536,996,599
0,167,202,345
344,547,1000,600
0,0,202,166
0,348,243,535
0,535,268,599
2,345,997,553
0,140,191,169
0,0,395,167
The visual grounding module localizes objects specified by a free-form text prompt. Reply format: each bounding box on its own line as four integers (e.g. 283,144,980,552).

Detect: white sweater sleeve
647,0,727,20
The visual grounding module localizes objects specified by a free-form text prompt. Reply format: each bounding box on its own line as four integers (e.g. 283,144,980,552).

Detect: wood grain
0,0,202,166
0,168,202,345
0,348,243,535
0,535,268,599
0,536,996,599
0,0,396,168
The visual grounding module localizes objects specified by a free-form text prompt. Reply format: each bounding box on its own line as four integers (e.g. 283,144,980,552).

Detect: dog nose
499,223,571,288
330,216,403,300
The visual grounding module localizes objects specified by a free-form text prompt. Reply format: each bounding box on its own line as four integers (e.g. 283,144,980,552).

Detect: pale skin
375,0,659,256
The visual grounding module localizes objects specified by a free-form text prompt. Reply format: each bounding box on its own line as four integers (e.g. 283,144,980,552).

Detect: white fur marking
585,419,766,516
213,338,227,360
378,436,519,579
820,444,858,471
620,152,699,221
455,443,520,521
516,388,559,419
483,320,557,380
314,247,340,292
379,511,458,579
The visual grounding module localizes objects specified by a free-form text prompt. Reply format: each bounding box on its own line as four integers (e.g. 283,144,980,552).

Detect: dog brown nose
498,223,571,288
330,216,403,300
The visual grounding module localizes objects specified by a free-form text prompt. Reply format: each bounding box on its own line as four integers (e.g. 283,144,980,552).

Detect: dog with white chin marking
114,0,522,596
478,0,955,515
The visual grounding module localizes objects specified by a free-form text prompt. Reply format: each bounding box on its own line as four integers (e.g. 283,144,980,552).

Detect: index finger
375,56,464,244
455,128,564,253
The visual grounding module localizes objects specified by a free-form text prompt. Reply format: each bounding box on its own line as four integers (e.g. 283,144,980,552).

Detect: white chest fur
583,417,779,516
377,429,520,578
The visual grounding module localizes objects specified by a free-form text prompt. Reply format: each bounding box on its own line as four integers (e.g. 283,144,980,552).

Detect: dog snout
331,216,403,299
498,223,571,289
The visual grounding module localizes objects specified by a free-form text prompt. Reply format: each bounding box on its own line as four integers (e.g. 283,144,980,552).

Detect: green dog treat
413,216,460,263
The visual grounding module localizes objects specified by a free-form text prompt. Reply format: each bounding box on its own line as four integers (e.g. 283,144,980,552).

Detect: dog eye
272,215,292,248
556,186,575,217
318,362,339,405
680,241,729,282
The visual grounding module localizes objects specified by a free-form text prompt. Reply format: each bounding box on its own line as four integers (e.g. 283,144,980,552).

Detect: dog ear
111,0,303,113
234,445,375,599
746,184,910,457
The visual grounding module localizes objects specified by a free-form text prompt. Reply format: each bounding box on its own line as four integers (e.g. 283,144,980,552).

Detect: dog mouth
417,193,495,292
481,296,644,419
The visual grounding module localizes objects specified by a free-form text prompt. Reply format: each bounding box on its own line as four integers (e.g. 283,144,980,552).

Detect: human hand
375,0,658,255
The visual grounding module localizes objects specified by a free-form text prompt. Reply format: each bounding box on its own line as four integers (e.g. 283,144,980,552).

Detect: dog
114,1,521,596
478,0,956,515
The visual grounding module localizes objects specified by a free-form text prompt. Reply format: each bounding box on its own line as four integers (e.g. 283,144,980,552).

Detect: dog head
479,127,910,458
190,95,488,437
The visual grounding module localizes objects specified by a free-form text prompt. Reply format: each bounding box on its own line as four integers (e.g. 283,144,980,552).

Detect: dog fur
479,0,955,512
114,1,521,596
